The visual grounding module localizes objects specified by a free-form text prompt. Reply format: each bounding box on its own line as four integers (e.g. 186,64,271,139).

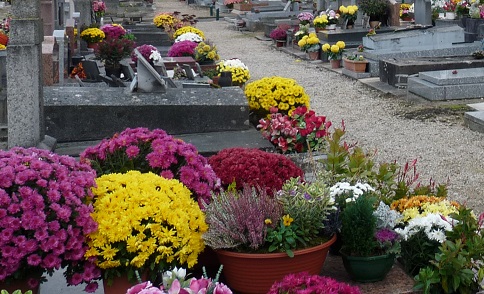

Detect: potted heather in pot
203,175,336,293
0,147,99,293
269,27,287,47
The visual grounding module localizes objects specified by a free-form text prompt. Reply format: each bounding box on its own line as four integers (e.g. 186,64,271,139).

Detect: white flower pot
446,12,455,19
326,24,337,30
438,13,445,19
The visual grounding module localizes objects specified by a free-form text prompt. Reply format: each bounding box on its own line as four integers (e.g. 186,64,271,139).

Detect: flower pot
105,64,122,78
87,42,98,50
0,33,8,46
103,272,148,294
216,235,336,294
275,40,286,47
0,278,40,294
369,21,380,28
326,24,337,30
343,57,368,72
315,27,326,32
446,12,456,19
218,71,233,87
330,59,341,69
341,252,395,282
439,12,445,19
307,51,319,60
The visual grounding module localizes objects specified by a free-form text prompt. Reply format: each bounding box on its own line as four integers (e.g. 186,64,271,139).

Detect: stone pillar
388,0,401,26
41,0,55,36
7,0,44,148
414,0,432,25
74,0,92,28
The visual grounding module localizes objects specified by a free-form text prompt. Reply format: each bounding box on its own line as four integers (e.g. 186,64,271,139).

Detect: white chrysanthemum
220,58,248,69
396,213,454,242
149,50,162,62
174,32,203,43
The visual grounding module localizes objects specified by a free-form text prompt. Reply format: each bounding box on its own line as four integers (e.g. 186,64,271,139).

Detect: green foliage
266,218,304,258
400,230,442,276
0,291,33,294
414,207,484,294
340,194,378,256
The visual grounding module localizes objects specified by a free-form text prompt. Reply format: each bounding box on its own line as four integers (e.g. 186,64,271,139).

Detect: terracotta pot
369,21,380,28
216,235,336,294
343,57,368,72
315,27,326,32
330,59,341,69
87,42,98,50
275,40,285,47
103,272,148,294
0,278,40,294
0,33,8,46
341,252,395,282
307,51,319,60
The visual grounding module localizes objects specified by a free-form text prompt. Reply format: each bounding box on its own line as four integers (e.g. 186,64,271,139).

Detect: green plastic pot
341,252,395,283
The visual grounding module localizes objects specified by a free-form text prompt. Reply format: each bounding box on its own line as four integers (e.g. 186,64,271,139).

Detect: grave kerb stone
419,68,484,85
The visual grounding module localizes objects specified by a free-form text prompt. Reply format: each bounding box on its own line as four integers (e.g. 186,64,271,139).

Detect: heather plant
80,127,220,206
0,147,99,292
208,148,303,196
268,272,361,294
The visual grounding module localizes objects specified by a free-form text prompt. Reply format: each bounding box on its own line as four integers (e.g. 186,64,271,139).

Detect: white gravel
153,1,484,213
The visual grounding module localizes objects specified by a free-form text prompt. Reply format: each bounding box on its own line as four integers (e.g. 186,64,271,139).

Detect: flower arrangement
297,12,314,25
0,147,98,291
322,9,340,24
153,13,179,29
174,32,204,44
80,127,220,206
131,44,160,64
173,26,205,40
390,195,459,222
80,27,105,44
443,0,457,11
399,3,412,19
94,37,135,66
268,272,361,294
313,15,329,29
244,76,310,117
100,24,126,39
70,62,86,79
208,148,304,195
92,0,106,18
269,28,287,41
258,106,332,153
358,0,388,18
339,5,359,23
455,0,470,16
127,266,232,294
297,32,320,53
322,41,345,60
203,175,334,256
294,24,310,42
84,171,207,285
216,58,250,86
167,40,198,57
194,42,220,63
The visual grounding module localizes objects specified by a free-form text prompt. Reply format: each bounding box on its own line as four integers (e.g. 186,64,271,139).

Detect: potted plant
131,44,162,67
79,27,105,48
258,105,332,154
100,24,126,39
319,10,340,29
92,0,106,23
268,272,362,294
343,54,368,72
297,32,321,60
203,176,337,293
194,41,220,65
167,40,198,58
340,192,401,282
244,76,310,120
153,13,179,30
215,58,250,86
322,41,346,68
399,3,413,21
358,0,388,23
84,171,208,293
94,37,135,77
297,12,314,25
208,147,304,195
0,147,98,293
80,127,220,207
339,5,359,28
172,26,205,41
313,15,329,31
269,28,287,47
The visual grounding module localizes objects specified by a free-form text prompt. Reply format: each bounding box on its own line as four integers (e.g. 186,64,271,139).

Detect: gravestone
53,30,67,85
135,49,168,93
42,36,59,86
7,0,46,148
73,0,91,27
41,0,55,36
414,0,432,25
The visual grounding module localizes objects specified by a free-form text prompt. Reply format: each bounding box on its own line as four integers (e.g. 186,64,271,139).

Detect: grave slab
467,102,484,111
419,68,484,85
43,86,251,142
464,111,484,134
341,68,371,79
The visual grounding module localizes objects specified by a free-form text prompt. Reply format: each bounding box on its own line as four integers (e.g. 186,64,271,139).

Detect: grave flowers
153,13,179,30
194,42,220,64
323,9,340,25
94,37,135,77
80,27,105,45
0,147,99,293
92,0,106,19
297,12,314,25
100,24,126,39
269,27,287,41
131,44,161,64
400,3,413,20
172,26,205,40
216,58,250,86
167,40,198,57
174,32,204,43
268,272,361,294
339,5,359,26
313,14,329,30
298,32,320,53
84,171,207,289
258,105,332,154
322,41,345,68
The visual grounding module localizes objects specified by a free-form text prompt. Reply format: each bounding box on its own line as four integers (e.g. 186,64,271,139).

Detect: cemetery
0,0,484,293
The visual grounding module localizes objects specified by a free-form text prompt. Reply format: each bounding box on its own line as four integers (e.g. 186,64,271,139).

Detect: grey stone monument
74,0,92,28
414,0,432,25
7,0,45,148
41,0,55,36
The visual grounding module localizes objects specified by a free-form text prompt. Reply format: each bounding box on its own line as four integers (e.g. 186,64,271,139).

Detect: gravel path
150,0,484,213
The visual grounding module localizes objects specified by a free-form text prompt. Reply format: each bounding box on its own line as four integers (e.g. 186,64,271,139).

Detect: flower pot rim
216,234,337,258
339,251,395,261
343,57,368,63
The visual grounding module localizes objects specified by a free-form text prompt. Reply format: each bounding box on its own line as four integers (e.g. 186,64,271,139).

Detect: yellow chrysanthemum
336,41,346,49
322,43,331,52
330,44,340,53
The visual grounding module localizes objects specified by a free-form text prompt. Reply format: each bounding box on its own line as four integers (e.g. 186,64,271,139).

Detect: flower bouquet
339,5,359,24
313,15,329,29
244,76,310,118
322,41,345,60
269,272,361,294
0,147,98,292
85,171,207,285
173,26,205,40
194,42,220,64
167,40,198,57
297,12,314,25
216,58,250,86
100,24,126,39
297,32,320,53
92,0,106,19
153,13,179,29
94,37,135,67
208,147,303,195
294,24,310,42
80,27,105,44
131,44,161,64
323,9,340,25
399,3,412,20
80,127,219,206
258,106,332,153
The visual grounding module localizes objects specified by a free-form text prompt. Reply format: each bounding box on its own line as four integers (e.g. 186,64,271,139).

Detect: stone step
467,102,484,111
464,111,484,134
54,128,274,158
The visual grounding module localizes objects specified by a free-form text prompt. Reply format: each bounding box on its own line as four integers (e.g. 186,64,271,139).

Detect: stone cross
7,0,45,147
